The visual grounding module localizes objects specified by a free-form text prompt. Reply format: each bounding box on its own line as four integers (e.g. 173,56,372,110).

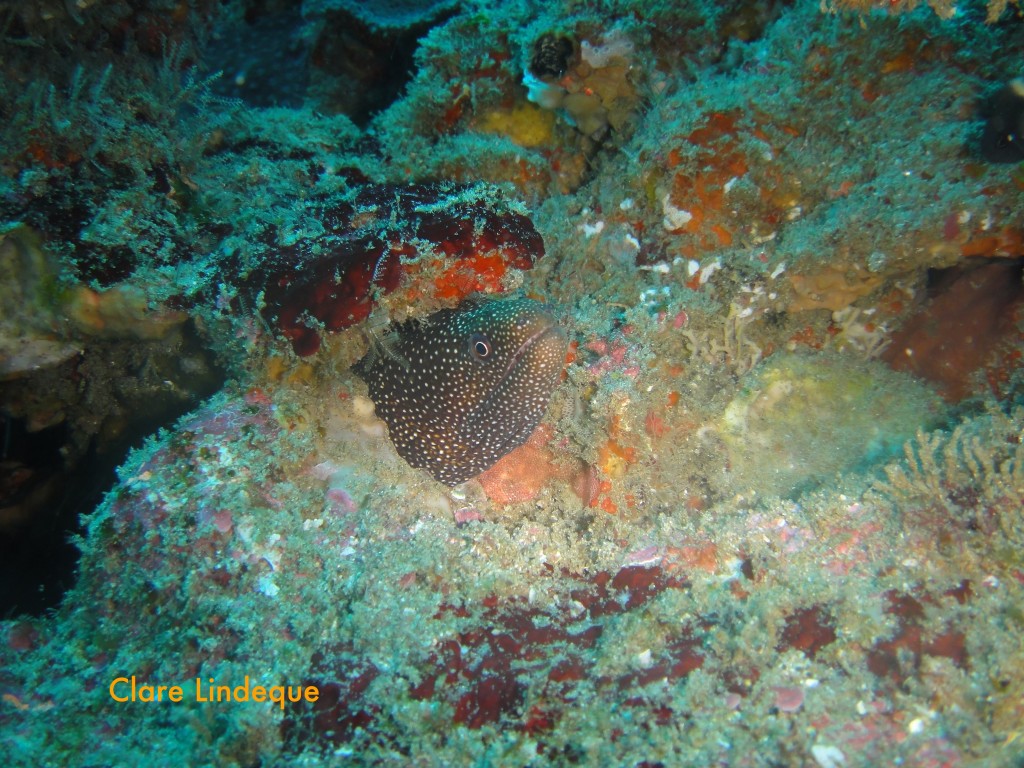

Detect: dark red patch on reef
280,647,380,746
278,568,979,758
282,565,702,753
866,589,969,686
241,183,543,355
777,605,837,659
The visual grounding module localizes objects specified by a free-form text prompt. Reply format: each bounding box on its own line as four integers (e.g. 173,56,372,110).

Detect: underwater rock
204,5,309,109
307,0,460,29
238,182,544,356
0,224,56,313
353,298,567,486
0,338,81,381
306,1,458,126
281,564,697,750
882,261,1024,401
652,107,802,261
65,284,187,340
980,79,1024,163
717,353,947,499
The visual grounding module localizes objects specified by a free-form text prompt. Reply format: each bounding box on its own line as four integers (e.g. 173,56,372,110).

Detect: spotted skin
353,298,567,486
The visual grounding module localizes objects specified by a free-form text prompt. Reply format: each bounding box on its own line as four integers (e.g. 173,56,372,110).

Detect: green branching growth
872,406,1024,542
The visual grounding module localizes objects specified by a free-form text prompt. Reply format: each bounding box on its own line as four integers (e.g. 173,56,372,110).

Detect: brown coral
787,264,884,313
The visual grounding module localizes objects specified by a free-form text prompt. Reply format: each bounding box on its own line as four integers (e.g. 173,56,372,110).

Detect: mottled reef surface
1,1,1024,766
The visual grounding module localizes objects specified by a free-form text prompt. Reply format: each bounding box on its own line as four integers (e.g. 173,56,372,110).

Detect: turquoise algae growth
0,1,1023,767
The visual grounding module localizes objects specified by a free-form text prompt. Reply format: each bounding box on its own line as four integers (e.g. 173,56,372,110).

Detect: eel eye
470,333,492,360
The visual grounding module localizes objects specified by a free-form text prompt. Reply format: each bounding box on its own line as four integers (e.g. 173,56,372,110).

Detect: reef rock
717,353,947,499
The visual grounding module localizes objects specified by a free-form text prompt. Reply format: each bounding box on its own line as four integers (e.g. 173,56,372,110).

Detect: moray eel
353,298,567,486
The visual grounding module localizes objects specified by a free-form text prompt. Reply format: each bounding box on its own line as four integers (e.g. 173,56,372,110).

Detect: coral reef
1,0,1024,766
523,26,641,140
